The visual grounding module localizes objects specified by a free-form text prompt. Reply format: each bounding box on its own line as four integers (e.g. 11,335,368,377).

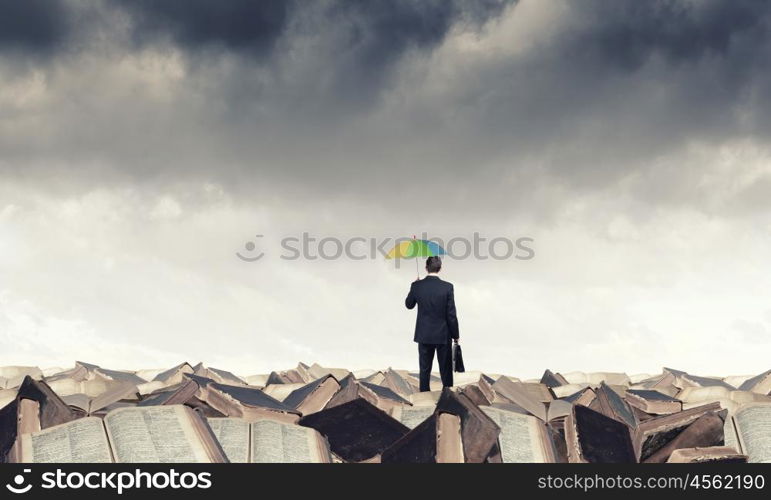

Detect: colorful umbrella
385,236,446,278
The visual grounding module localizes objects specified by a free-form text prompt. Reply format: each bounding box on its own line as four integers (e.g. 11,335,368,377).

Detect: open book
0,367,43,386
282,375,341,415
306,363,351,381
738,369,771,395
325,374,410,414
193,365,247,386
19,405,227,463
565,404,636,463
667,446,747,463
592,382,637,429
207,418,331,463
625,389,682,415
540,369,569,388
152,363,195,387
633,402,721,461
1,376,81,462
727,402,771,463
380,412,464,463
643,411,725,463
481,406,555,463
433,389,500,463
664,367,734,390
193,376,301,423
380,369,417,398
491,377,547,421
674,385,770,414
61,382,139,416
299,398,409,462
561,386,596,406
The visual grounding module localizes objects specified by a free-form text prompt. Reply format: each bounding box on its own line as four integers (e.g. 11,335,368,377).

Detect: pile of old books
1,362,769,463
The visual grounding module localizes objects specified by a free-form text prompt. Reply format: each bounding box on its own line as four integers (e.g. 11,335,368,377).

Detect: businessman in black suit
405,256,460,391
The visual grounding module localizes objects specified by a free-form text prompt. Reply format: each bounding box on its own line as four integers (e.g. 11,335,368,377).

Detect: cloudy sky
1,0,770,379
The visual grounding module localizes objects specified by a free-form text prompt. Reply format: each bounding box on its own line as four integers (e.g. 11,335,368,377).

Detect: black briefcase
452,342,465,373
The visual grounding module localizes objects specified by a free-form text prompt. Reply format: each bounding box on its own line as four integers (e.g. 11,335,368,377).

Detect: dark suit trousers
418,342,453,391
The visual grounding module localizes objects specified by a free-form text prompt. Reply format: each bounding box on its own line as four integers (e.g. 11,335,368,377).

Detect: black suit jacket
405,275,460,344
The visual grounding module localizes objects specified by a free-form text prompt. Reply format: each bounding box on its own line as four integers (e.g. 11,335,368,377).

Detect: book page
678,386,730,404
547,400,573,421
724,416,741,453
250,419,321,463
683,398,736,413
20,417,112,463
46,378,83,397
263,383,305,401
481,406,547,463
667,446,746,463
492,378,547,421
82,377,112,398
734,404,771,463
104,405,209,463
391,406,435,430
297,377,340,414
552,384,589,399
0,389,15,409
730,390,771,405
61,394,91,412
587,372,630,386
521,383,553,402
408,391,441,406
90,382,138,413
0,366,42,379
207,417,249,463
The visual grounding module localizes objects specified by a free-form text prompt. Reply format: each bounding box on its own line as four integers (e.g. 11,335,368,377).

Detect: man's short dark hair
426,256,442,273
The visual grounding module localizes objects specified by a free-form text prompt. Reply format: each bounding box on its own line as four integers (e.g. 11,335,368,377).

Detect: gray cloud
114,0,513,59
114,0,291,57
1,0,770,217
2,1,771,376
112,0,515,114
567,0,767,69
0,0,70,56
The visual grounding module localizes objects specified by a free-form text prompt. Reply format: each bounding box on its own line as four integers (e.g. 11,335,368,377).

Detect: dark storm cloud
512,0,771,190
0,0,513,67
113,0,512,60
568,0,767,70
1,0,771,217
374,0,771,204
0,0,70,55
109,0,514,107
315,0,512,67
114,0,291,58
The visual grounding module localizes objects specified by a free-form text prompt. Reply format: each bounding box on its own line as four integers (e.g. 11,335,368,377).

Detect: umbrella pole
413,234,419,280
